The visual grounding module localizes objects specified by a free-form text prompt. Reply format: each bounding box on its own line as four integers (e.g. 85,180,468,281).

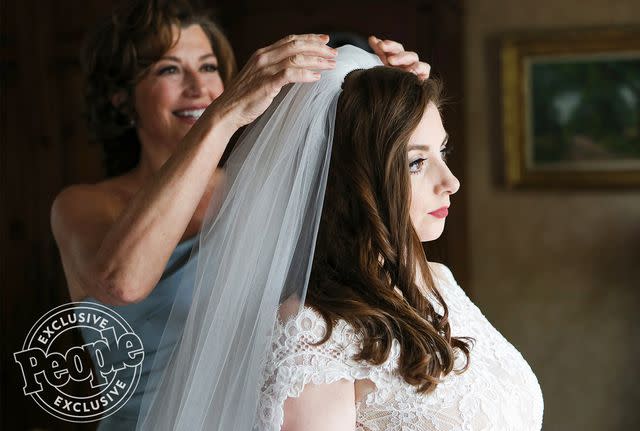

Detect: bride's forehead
407,103,446,146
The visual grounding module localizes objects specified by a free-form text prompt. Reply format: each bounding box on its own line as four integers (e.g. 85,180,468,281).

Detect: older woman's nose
184,71,206,97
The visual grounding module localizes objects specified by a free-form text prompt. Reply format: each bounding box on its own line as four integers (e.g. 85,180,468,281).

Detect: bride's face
407,102,460,242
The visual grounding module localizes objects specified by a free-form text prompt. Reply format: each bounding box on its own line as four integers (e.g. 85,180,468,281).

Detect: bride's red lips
428,206,449,218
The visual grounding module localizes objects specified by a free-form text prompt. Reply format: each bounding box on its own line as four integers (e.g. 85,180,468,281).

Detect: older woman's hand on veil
368,35,431,80
212,34,337,130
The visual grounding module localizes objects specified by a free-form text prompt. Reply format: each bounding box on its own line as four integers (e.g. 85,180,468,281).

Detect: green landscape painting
528,55,640,170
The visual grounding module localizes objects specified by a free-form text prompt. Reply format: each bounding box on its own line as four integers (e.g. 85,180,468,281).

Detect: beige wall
464,1,640,430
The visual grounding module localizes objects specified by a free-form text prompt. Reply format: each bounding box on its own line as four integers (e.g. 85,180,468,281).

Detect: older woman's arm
51,34,337,305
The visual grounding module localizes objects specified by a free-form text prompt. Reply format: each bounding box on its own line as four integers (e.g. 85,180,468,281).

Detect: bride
136,45,544,431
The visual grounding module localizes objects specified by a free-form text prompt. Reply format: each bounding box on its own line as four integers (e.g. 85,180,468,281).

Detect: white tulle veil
135,45,382,430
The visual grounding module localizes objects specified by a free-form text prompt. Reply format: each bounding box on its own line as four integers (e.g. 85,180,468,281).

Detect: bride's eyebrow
407,132,449,151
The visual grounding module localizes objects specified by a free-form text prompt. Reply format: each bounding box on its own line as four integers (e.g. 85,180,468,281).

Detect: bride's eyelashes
441,144,453,162
409,157,427,174
409,145,453,175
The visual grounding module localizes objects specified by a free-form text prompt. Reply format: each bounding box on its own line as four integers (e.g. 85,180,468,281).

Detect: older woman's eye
409,158,426,174
201,63,219,73
158,65,178,75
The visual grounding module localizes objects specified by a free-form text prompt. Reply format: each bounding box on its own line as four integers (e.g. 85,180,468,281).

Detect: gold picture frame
501,27,640,188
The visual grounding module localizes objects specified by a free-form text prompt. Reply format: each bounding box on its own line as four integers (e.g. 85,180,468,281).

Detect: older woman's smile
173,107,208,123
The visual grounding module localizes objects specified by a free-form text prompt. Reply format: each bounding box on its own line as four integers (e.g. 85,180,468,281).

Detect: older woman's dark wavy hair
307,67,475,394
82,0,237,177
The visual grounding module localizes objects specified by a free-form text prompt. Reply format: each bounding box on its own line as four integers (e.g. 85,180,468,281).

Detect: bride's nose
435,163,460,196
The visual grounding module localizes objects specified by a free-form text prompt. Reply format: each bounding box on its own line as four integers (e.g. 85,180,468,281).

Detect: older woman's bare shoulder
51,174,139,239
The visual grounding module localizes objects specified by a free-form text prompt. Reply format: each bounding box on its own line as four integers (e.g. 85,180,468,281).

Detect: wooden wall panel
2,1,114,428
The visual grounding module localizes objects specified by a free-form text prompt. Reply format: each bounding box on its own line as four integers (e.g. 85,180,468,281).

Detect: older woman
50,0,429,428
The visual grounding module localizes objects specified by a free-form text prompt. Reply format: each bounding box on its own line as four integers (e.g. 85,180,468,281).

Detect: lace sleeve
429,262,456,286
257,307,372,431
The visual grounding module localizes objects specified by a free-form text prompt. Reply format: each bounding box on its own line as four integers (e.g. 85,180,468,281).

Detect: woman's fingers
254,35,337,88
370,36,409,67
369,35,431,80
260,34,336,65
268,40,337,65
268,33,330,50
368,35,388,65
369,36,405,57
387,51,419,66
378,39,404,54
411,61,431,80
267,54,336,76
214,34,339,129
272,67,322,89
396,61,431,80
268,55,337,92
388,52,432,79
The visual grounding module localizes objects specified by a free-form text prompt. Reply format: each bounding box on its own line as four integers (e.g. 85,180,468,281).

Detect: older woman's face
133,24,224,152
407,102,460,242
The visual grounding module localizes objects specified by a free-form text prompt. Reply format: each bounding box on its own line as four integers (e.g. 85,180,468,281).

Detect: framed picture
500,27,640,188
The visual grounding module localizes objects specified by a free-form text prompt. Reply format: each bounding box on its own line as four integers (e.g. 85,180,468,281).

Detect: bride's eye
409,158,427,174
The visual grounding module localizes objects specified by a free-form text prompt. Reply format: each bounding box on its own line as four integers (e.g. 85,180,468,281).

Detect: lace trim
255,262,544,431
257,305,404,431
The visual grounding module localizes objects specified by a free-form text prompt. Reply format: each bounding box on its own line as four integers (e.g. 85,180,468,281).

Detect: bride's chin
418,224,445,243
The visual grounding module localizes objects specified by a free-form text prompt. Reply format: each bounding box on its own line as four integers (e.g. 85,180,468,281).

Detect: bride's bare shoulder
276,296,322,325
277,295,304,323
275,298,341,343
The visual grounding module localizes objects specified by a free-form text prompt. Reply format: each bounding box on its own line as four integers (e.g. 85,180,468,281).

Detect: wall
464,1,640,430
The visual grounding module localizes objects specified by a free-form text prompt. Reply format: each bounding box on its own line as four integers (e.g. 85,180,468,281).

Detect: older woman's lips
428,207,449,218
173,107,206,124
175,116,198,125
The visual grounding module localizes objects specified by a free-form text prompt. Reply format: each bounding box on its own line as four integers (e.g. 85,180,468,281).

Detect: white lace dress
257,263,544,430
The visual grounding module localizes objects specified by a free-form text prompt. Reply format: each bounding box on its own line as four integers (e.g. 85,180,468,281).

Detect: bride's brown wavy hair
306,66,475,394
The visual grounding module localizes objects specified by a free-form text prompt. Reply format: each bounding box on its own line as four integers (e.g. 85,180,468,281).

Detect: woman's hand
368,35,431,80
212,34,337,130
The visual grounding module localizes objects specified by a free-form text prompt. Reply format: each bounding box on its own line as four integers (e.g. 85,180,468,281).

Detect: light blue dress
79,235,198,430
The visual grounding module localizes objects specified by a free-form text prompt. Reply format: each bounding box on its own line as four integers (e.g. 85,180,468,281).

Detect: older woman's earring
129,118,136,128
